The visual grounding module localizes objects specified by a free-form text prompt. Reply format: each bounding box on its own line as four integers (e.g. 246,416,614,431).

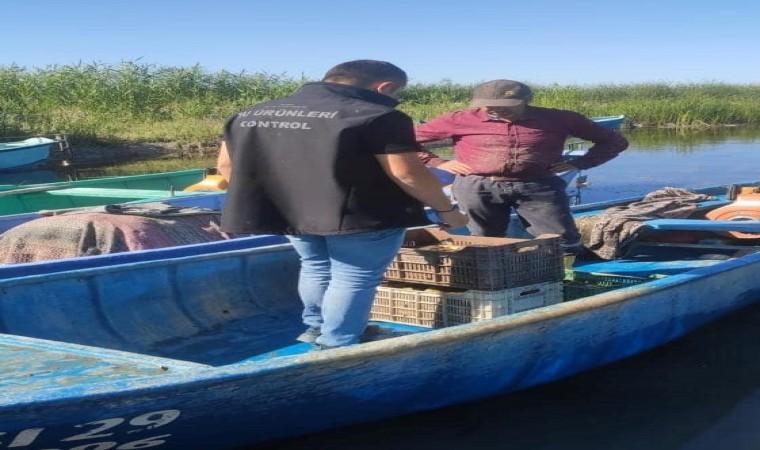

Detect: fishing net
0,202,235,264
576,187,715,260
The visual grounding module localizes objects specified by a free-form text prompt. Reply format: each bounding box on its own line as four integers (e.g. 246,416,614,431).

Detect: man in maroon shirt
416,79,629,255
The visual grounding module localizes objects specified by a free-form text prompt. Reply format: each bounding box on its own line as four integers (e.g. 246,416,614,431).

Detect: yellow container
183,174,228,192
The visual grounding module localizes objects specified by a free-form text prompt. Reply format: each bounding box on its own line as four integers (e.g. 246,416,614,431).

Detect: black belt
476,175,526,182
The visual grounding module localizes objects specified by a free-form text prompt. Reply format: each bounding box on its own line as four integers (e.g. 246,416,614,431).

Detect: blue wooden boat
0,137,57,171
2,181,760,449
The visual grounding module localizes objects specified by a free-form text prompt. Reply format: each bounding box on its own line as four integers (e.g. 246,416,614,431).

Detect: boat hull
0,169,210,216
590,114,625,129
0,137,56,171
4,175,760,448
1,240,760,449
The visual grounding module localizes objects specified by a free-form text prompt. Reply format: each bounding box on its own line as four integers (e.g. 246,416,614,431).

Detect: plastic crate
384,228,564,291
563,272,652,301
371,285,446,328
370,281,563,328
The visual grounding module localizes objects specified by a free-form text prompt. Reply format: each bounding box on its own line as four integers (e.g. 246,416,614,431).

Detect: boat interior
573,186,760,277
3,183,760,395
0,244,434,396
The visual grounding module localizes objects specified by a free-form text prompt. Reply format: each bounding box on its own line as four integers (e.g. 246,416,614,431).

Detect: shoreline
46,140,220,169
45,122,757,169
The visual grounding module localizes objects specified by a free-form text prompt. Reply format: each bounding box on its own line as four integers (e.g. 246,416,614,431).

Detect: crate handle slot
415,244,467,253
519,288,541,296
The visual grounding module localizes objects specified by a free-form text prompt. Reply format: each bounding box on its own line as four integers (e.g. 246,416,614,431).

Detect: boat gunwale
0,168,207,191
0,137,57,149
0,142,55,152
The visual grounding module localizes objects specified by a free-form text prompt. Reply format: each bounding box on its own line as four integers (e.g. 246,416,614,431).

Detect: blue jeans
286,228,405,347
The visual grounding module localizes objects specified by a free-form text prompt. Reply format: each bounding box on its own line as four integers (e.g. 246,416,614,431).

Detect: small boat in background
589,114,625,130
0,137,58,172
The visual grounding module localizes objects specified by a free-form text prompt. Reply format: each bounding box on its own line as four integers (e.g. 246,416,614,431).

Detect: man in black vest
217,60,467,349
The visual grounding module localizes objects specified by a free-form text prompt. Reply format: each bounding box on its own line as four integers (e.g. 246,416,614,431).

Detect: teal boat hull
0,169,210,216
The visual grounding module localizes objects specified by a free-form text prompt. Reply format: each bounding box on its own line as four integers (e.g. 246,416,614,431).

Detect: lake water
251,126,760,450
575,126,760,204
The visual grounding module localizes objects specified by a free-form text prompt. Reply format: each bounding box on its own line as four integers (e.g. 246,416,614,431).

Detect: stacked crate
370,228,566,328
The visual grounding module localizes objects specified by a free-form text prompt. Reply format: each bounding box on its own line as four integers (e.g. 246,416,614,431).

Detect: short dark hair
322,60,407,88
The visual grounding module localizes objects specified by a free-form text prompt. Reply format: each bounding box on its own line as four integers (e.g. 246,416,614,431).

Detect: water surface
577,126,760,203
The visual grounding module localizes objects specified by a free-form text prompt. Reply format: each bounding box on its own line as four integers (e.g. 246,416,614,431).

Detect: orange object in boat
705,186,760,239
183,174,228,192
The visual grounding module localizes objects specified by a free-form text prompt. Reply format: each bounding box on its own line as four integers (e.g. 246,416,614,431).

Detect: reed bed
2,62,760,148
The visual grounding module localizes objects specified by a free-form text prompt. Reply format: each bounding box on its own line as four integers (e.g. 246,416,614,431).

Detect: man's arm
416,147,449,168
415,118,473,175
216,141,232,182
375,152,469,228
565,115,629,170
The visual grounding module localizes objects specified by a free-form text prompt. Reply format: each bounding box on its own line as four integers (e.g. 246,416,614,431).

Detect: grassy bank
2,62,760,150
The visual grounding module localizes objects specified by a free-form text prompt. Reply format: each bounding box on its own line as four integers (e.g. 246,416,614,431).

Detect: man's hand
437,160,473,175
436,209,469,229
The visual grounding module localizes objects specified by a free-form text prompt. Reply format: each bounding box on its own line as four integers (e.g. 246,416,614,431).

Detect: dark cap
470,80,532,107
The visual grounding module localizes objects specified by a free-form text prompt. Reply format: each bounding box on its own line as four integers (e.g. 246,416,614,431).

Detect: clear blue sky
3,0,759,86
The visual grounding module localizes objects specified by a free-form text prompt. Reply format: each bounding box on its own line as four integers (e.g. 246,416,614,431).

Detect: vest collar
298,82,400,108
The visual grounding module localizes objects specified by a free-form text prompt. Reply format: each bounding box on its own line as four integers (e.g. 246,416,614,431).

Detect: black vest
221,82,430,235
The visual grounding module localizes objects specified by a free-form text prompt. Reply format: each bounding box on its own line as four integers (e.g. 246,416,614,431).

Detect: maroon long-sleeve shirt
416,107,629,179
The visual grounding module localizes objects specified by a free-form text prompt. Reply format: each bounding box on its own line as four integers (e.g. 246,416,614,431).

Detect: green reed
2,62,760,149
